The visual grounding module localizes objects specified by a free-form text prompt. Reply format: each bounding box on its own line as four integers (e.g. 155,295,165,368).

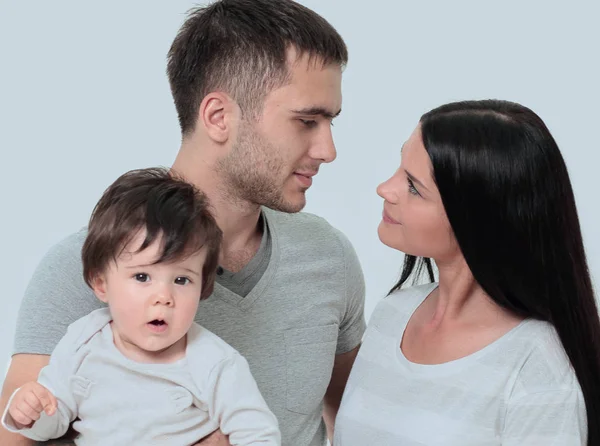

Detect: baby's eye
134,273,150,283
174,277,191,286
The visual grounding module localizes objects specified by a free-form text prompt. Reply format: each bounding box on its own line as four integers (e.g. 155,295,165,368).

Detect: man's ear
91,274,109,303
197,92,239,144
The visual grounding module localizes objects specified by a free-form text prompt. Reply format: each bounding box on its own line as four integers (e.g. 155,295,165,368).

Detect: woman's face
377,125,459,262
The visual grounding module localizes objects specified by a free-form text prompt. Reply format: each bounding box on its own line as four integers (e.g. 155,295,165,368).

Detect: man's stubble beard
216,122,306,213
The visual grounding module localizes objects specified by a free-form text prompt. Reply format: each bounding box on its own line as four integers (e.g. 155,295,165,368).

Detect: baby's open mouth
149,319,166,326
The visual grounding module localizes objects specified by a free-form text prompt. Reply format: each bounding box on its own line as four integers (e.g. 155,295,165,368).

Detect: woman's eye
134,273,149,282
408,178,420,196
174,277,191,286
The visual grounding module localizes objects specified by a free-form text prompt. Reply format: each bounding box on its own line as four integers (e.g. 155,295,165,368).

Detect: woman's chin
377,225,403,251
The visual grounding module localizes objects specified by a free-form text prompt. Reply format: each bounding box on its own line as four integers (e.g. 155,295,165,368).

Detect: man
0,1,365,445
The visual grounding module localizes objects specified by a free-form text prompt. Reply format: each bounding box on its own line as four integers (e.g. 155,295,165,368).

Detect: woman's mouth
382,210,401,225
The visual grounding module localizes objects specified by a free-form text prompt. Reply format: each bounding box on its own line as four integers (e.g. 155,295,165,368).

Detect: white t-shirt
334,283,587,445
2,308,280,445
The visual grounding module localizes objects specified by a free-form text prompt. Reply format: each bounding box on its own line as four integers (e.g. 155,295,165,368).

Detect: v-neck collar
211,208,280,309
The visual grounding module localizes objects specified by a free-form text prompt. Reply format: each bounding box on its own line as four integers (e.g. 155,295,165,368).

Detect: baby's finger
16,399,41,423
10,407,34,427
44,393,57,416
32,385,57,416
23,390,44,413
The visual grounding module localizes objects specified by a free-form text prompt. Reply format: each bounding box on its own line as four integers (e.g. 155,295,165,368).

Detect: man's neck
171,142,263,261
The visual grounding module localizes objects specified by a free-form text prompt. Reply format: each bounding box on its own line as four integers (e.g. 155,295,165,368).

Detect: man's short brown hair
167,0,348,135
82,167,222,300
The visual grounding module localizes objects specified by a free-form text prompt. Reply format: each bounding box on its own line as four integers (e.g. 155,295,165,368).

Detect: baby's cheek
178,298,199,324
114,301,144,323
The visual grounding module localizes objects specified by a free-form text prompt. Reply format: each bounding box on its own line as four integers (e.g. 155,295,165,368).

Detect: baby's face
93,230,206,362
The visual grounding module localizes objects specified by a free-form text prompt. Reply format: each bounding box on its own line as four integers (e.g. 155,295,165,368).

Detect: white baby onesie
2,308,280,445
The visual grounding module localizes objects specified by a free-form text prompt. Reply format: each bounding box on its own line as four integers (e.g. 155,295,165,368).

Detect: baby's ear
91,275,108,303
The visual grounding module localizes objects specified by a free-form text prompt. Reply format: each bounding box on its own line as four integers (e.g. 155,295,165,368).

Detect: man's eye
134,273,149,282
300,119,317,128
174,277,191,286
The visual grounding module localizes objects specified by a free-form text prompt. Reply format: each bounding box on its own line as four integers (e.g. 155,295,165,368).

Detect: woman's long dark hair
389,100,600,443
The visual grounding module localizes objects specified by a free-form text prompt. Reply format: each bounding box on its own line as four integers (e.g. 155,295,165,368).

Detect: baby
2,168,280,445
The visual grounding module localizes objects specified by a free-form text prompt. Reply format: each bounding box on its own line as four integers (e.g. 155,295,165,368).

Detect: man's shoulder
41,227,88,265
14,227,101,356
263,208,350,252
25,227,90,290
263,207,334,232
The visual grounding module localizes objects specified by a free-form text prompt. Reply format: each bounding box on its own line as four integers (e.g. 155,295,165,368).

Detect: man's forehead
284,47,342,79
285,45,332,68
268,69,342,112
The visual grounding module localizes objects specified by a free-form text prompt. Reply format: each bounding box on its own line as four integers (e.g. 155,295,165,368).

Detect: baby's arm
2,328,81,441
4,381,57,430
2,376,75,440
206,354,280,446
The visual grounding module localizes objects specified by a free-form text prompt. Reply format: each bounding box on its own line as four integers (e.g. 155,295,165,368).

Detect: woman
334,100,600,445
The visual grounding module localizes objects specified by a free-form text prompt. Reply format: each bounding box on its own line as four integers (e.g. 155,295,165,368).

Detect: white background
1,0,598,383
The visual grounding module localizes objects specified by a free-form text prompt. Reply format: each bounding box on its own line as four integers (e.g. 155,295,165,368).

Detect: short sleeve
334,230,366,355
503,388,587,445
13,229,104,355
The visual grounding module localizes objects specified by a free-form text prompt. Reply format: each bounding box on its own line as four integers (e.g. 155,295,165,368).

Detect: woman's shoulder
367,283,438,332
509,319,582,397
376,282,437,312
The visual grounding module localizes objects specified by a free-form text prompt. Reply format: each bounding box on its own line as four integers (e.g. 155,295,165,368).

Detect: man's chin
265,193,306,214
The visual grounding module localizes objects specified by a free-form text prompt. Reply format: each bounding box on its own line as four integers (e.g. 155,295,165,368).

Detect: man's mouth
294,172,316,187
294,170,318,178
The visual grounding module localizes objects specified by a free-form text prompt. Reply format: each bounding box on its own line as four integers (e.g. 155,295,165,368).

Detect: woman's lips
382,210,401,225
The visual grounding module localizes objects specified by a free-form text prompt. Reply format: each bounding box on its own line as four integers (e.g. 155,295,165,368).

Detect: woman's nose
377,176,399,203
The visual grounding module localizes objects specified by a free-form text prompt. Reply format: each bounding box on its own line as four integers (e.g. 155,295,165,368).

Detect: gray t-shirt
14,208,366,446
216,212,270,297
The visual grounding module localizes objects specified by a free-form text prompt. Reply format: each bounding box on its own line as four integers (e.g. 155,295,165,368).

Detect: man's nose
309,126,337,163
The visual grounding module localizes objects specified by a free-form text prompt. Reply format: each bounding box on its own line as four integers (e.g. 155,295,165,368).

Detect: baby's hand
8,382,57,429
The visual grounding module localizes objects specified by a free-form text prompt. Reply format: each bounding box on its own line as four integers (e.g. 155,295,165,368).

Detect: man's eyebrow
291,107,342,119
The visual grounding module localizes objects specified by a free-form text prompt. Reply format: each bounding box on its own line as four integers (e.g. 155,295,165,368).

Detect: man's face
218,50,343,213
